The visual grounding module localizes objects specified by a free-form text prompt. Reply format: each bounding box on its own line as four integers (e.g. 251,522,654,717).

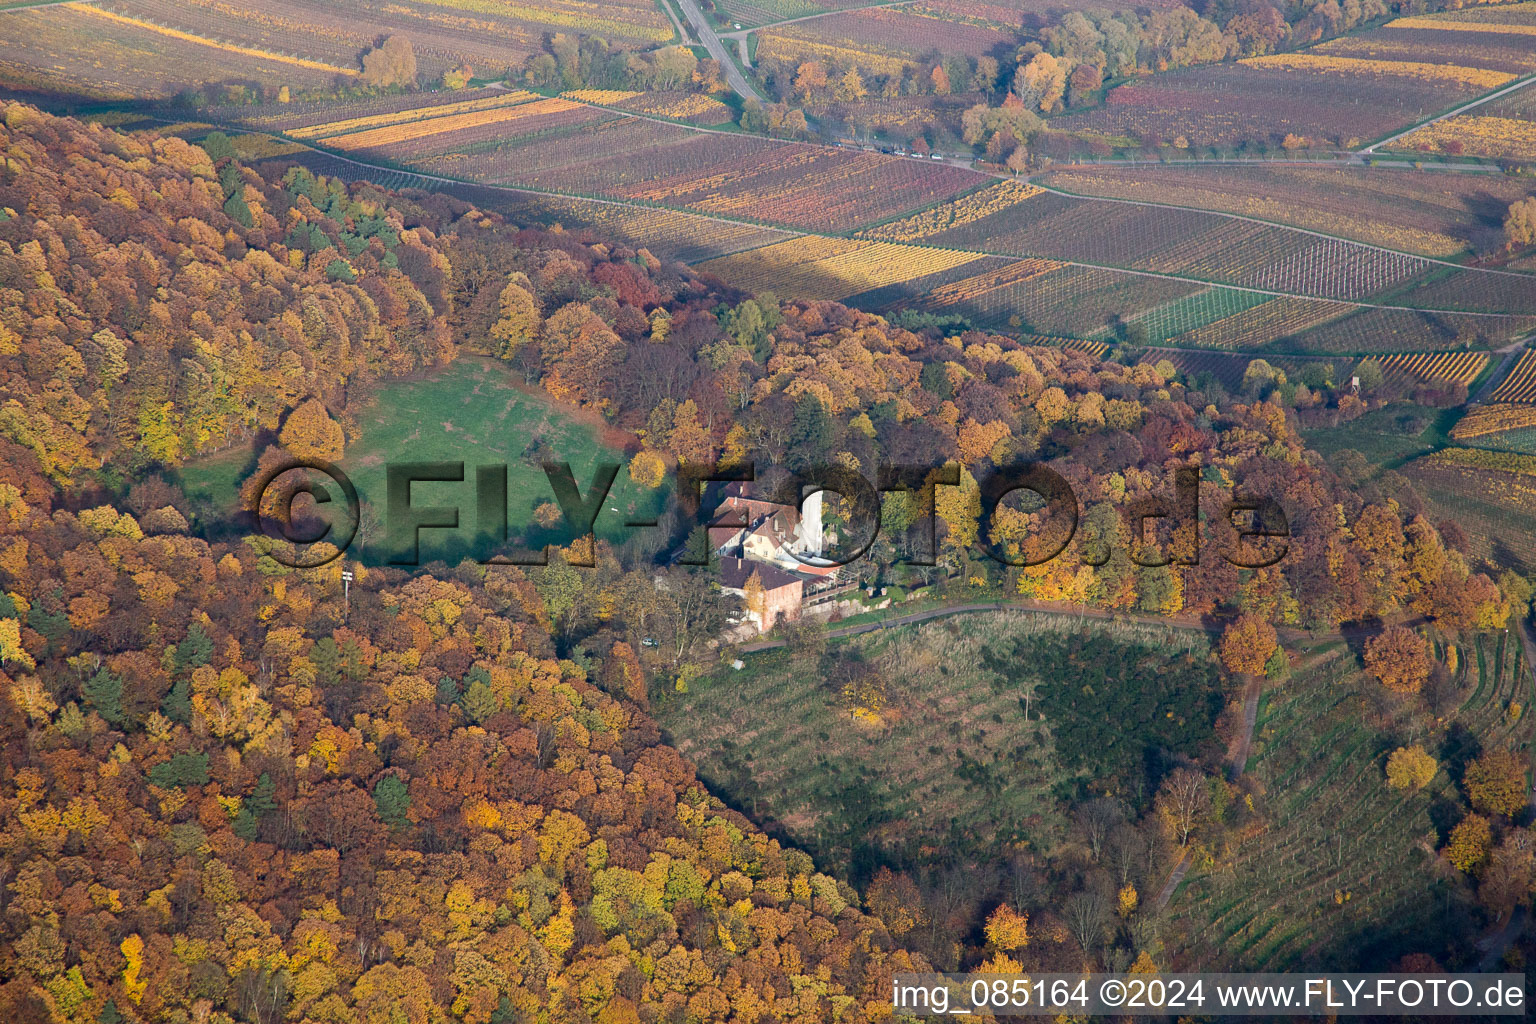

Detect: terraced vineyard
1169,642,1533,969
1378,350,1488,386
1404,447,1536,570
1489,350,1536,403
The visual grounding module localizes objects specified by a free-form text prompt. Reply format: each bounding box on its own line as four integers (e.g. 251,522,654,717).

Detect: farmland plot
758,5,1017,69
1285,306,1536,354
1040,165,1532,258
1168,651,1523,970
920,193,1435,301
1404,447,1536,569
1314,26,1536,76
94,0,629,81
694,236,985,300
1163,297,1347,350
0,5,352,100
716,0,885,30
1393,114,1536,162
1056,62,1488,149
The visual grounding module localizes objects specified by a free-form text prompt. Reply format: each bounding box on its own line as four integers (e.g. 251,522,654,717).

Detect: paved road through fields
676,0,765,103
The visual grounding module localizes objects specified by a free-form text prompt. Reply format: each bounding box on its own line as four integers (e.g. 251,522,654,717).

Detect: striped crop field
561,90,643,104
1451,403,1536,440
72,3,361,75
616,91,736,124
326,98,591,151
1237,53,1515,89
289,92,539,139
694,237,984,301
1378,350,1488,386
910,259,1068,310
1041,337,1112,358
1489,350,1536,403
1388,15,1536,35
859,181,1045,243
1394,115,1536,161
1164,297,1345,350
482,192,798,264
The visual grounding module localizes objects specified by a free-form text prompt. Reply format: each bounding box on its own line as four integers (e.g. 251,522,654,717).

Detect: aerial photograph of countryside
2,0,1536,1017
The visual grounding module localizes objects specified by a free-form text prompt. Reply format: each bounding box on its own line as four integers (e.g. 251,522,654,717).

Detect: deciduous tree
1364,626,1429,694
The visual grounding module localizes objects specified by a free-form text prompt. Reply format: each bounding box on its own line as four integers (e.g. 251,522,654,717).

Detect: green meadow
178,358,666,564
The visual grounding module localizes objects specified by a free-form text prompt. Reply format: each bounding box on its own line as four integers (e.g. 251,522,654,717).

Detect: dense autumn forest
0,100,1528,1022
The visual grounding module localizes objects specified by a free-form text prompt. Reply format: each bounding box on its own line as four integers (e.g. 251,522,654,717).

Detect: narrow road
676,0,764,103
1362,73,1536,154
1154,850,1192,911
1226,672,1262,780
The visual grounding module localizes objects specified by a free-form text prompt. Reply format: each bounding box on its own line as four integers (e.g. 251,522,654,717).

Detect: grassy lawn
657,611,1224,884
1302,402,1456,472
1166,637,1533,970
178,357,664,564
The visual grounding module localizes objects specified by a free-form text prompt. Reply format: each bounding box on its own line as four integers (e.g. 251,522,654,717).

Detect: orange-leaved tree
1364,625,1430,694
1219,613,1277,675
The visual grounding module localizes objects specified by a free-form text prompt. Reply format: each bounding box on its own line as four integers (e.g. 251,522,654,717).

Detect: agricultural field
1450,402,1536,440
694,236,986,300
335,105,986,233
1038,165,1534,259
933,263,1205,337
613,143,981,232
858,179,1043,242
485,192,799,263
328,97,604,156
864,256,1087,332
1045,336,1112,357
1093,288,1271,344
1387,263,1536,318
1055,58,1493,151
0,0,672,100
1314,24,1536,77
714,0,892,30
1488,349,1536,403
919,192,1436,302
1393,115,1536,163
612,90,737,125
1284,306,1536,354
1378,350,1489,387
1168,644,1528,969
656,613,1225,880
0,3,355,100
755,4,1017,73
179,358,665,563
1403,447,1536,570
1161,297,1348,350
